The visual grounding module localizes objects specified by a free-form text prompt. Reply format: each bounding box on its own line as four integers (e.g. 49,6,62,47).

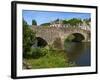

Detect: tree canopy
23,19,36,57
62,18,83,26
40,22,50,26
32,20,37,25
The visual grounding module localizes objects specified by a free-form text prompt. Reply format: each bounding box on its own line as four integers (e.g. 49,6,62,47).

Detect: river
64,42,91,66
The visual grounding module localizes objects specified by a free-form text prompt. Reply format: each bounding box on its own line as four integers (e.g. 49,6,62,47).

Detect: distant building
79,21,91,31
50,19,63,27
50,19,91,31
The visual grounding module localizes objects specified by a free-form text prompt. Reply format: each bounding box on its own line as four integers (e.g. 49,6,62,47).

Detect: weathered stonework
31,25,90,49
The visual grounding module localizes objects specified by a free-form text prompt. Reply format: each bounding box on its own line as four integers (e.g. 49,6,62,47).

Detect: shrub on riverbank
23,48,76,69
31,48,48,59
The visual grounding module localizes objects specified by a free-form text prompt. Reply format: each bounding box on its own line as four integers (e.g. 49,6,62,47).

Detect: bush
31,48,48,59
24,50,76,69
23,20,36,58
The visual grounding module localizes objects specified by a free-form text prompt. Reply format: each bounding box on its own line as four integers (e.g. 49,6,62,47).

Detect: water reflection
64,42,91,66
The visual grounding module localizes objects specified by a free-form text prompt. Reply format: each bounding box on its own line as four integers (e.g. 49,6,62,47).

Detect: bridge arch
64,32,86,42
32,26,90,49
36,37,48,47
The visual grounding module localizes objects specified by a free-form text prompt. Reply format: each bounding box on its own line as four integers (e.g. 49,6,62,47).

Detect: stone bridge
31,26,90,49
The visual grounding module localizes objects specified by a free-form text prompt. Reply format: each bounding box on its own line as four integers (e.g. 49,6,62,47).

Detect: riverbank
23,49,75,69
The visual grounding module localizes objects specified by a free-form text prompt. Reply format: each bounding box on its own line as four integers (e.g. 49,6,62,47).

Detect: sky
22,10,91,25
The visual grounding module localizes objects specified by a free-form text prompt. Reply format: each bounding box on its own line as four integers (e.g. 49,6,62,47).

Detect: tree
62,18,82,26
55,18,60,22
23,19,36,58
40,22,50,26
68,18,82,26
32,20,37,25
62,20,68,24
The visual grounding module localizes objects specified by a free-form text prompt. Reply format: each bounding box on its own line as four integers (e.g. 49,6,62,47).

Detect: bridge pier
52,37,64,50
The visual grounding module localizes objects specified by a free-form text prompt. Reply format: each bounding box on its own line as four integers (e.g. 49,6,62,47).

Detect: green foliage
31,48,48,59
62,20,68,24
23,19,36,58
32,20,37,25
48,44,54,51
62,18,82,26
40,22,50,26
55,18,60,22
24,50,75,69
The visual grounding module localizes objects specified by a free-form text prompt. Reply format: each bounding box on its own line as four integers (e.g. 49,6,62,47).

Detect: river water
64,42,91,66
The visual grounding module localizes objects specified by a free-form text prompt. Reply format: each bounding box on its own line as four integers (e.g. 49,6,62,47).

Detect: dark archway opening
65,33,85,42
36,37,47,47
72,33,85,42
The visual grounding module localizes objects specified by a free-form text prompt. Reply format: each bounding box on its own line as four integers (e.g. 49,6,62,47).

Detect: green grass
23,49,76,69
